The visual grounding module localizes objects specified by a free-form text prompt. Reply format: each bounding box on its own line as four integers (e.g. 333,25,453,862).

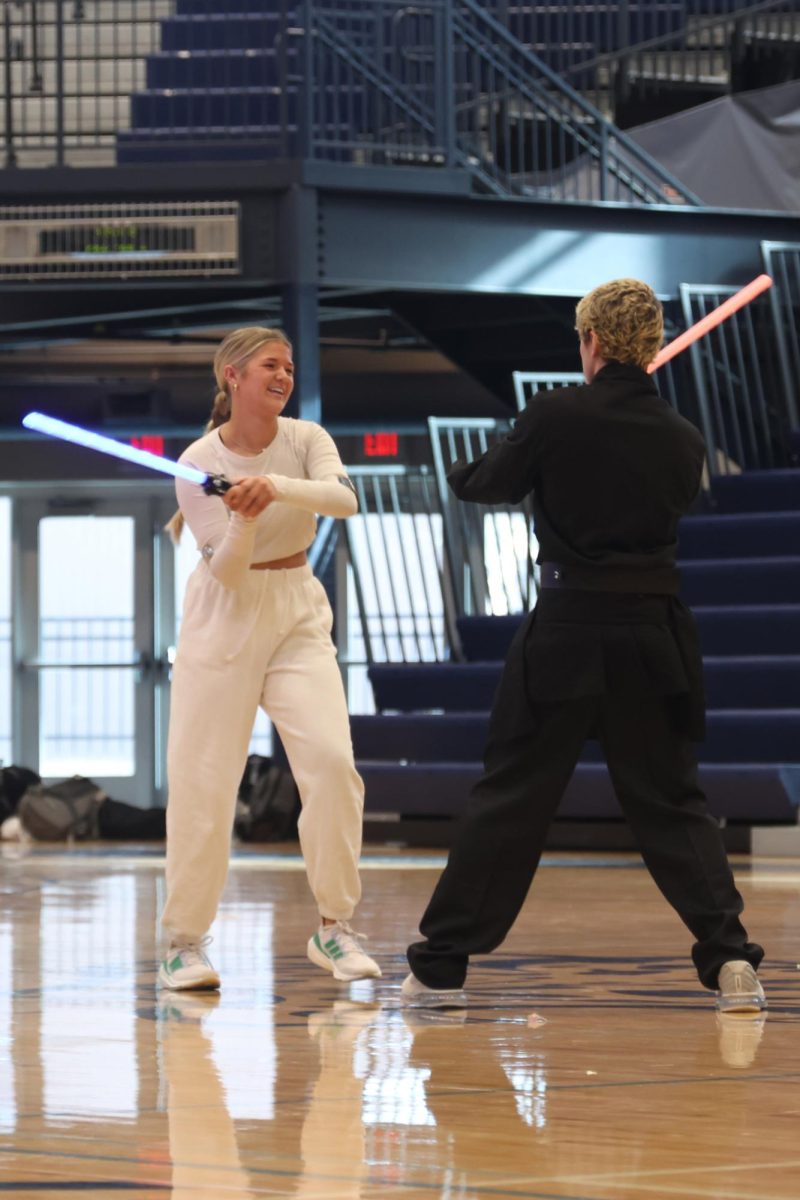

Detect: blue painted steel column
54,0,65,167
297,0,313,160
435,0,456,167
279,185,321,424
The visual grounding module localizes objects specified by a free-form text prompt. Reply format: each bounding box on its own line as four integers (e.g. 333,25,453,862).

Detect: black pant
407,692,763,991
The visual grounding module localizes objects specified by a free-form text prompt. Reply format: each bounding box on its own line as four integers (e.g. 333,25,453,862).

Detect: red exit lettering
130,435,165,456
364,432,399,457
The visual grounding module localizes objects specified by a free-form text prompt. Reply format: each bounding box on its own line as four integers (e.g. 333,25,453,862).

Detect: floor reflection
0,855,797,1200
159,992,256,1200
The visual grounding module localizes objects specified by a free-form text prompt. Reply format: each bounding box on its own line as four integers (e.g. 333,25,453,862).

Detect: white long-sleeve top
176,418,357,589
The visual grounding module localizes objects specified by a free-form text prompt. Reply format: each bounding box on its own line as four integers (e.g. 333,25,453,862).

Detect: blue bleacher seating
369,657,800,714
358,761,799,822
145,50,296,92
458,605,800,660
360,468,800,830
352,709,800,766
119,0,695,166
159,14,284,52
174,0,287,11
710,470,800,513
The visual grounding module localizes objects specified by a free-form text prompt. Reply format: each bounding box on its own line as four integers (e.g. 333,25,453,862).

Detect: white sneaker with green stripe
307,921,382,981
158,937,220,991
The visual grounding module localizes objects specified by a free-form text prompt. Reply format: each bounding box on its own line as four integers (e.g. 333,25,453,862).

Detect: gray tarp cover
628,80,800,213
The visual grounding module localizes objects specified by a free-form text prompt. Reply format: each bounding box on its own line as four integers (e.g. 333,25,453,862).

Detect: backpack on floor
0,765,41,823
235,754,301,843
18,775,107,841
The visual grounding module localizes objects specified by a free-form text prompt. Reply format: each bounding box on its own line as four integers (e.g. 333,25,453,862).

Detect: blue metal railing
343,466,450,665
680,281,791,475
428,416,538,622
761,242,800,434
1,0,702,206
537,0,799,120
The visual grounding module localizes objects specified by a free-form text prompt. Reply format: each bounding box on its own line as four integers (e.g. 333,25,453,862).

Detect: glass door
13,492,173,808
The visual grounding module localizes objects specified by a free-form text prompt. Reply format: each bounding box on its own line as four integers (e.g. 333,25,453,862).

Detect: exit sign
364,432,399,457
130,435,165,455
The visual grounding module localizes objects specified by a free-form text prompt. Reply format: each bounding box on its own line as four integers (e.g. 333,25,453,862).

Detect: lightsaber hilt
202,474,233,496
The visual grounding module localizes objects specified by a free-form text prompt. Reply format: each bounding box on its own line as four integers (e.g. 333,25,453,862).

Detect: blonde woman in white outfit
159,326,381,990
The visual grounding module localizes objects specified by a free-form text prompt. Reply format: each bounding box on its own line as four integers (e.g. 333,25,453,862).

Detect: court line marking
0,1147,627,1200
8,1135,800,1198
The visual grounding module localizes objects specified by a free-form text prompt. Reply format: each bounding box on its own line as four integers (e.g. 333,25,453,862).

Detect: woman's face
230,340,295,417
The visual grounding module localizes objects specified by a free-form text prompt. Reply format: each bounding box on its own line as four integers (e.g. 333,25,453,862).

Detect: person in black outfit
402,278,765,1014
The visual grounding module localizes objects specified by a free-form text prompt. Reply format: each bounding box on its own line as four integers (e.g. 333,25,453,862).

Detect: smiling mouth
269,387,285,396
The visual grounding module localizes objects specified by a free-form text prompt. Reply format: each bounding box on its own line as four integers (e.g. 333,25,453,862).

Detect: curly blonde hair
165,326,292,544
575,278,664,371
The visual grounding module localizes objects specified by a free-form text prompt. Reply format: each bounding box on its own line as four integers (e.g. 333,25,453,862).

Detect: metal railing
761,242,800,433
680,281,791,475
512,371,585,410
512,351,689,417
0,616,10,765
448,0,700,202
2,0,174,168
1,0,701,206
555,0,800,122
428,416,538,621
343,466,450,665
15,615,136,773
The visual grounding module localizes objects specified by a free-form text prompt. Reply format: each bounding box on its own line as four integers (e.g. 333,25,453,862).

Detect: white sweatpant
162,562,364,943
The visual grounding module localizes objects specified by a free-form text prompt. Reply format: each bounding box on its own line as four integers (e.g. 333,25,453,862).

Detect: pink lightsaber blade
648,274,773,373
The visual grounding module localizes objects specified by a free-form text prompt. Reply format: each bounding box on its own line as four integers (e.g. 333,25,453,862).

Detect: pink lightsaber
648,273,773,374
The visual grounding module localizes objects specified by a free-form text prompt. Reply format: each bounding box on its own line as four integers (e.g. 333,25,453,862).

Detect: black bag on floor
18,775,107,841
235,754,301,843
0,765,41,823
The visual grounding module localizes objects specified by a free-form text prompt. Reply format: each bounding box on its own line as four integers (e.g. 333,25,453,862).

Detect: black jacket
447,362,708,739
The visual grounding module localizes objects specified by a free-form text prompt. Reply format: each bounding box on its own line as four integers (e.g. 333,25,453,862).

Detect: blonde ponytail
164,327,291,545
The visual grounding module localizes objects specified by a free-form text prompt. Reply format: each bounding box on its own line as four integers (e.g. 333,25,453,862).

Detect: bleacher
112,0,799,166
360,466,800,834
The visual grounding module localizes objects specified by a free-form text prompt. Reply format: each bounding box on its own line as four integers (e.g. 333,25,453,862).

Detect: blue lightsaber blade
22,411,232,495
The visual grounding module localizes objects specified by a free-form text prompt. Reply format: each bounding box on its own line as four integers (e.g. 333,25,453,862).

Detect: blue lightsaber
22,411,232,495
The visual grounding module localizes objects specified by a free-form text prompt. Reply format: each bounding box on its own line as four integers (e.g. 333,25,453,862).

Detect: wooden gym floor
1,843,799,1199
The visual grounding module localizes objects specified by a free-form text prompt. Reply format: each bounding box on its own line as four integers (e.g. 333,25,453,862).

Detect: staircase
357,468,800,840
114,0,698,206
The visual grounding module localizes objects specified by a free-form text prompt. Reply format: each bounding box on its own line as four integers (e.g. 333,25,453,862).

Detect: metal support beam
282,283,321,423
318,192,800,299
279,186,322,423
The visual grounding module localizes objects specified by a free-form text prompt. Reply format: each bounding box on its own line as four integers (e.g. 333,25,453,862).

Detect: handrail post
29,1,42,91
435,0,456,167
618,0,630,53
3,1,17,167
599,120,608,201
55,0,65,166
298,0,313,159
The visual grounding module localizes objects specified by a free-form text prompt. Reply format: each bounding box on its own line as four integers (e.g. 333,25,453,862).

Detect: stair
359,470,800,832
118,7,297,163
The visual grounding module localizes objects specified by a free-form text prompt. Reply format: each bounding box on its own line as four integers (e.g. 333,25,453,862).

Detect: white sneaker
716,960,766,1013
307,922,382,981
400,972,467,1009
158,938,220,991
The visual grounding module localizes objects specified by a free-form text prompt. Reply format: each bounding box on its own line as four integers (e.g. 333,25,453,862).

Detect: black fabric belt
539,561,680,596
